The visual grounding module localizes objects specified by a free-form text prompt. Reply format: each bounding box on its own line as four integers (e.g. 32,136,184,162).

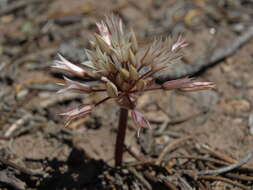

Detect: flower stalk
115,108,128,166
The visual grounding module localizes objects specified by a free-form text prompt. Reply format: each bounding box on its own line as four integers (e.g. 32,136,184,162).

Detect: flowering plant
53,14,215,166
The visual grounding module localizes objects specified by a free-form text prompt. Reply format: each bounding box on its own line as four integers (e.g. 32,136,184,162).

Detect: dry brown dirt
0,0,253,189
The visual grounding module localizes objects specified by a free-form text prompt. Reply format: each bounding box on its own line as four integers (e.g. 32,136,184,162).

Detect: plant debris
0,0,253,189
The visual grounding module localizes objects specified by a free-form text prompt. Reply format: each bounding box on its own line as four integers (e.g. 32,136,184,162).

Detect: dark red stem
115,107,128,166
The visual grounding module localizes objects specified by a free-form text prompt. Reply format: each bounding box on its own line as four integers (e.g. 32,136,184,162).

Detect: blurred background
0,0,253,189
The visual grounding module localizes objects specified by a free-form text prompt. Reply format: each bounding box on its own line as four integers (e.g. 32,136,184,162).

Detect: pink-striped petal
52,54,86,77
131,110,151,137
162,78,193,90
163,78,216,92
180,81,216,92
171,35,188,52
96,21,111,46
57,76,92,93
60,104,93,127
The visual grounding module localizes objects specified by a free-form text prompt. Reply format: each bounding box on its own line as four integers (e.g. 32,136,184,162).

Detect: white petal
57,53,85,74
60,104,92,116
81,60,97,70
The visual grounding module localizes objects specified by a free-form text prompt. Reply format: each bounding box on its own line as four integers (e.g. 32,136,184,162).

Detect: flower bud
122,82,131,91
122,82,131,90
85,49,97,63
119,68,129,80
113,49,124,63
129,64,139,80
129,49,137,66
116,73,124,86
130,28,138,53
89,40,97,49
94,33,111,55
106,81,119,97
108,62,117,73
122,47,129,62
96,21,111,45
136,79,146,90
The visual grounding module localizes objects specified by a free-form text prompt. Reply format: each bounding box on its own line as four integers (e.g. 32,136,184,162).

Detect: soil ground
1,0,253,189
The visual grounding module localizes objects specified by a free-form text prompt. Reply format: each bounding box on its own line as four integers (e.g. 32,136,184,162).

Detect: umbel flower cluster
53,14,215,136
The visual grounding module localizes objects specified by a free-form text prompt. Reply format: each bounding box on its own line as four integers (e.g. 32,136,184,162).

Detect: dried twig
0,170,26,190
176,174,194,190
162,180,179,190
4,114,31,137
125,145,151,163
198,175,249,190
225,173,253,182
201,145,238,163
0,157,45,177
159,26,253,81
197,149,253,175
201,145,253,171
128,167,152,190
196,157,253,183
156,136,193,165
168,155,228,166
126,146,178,190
